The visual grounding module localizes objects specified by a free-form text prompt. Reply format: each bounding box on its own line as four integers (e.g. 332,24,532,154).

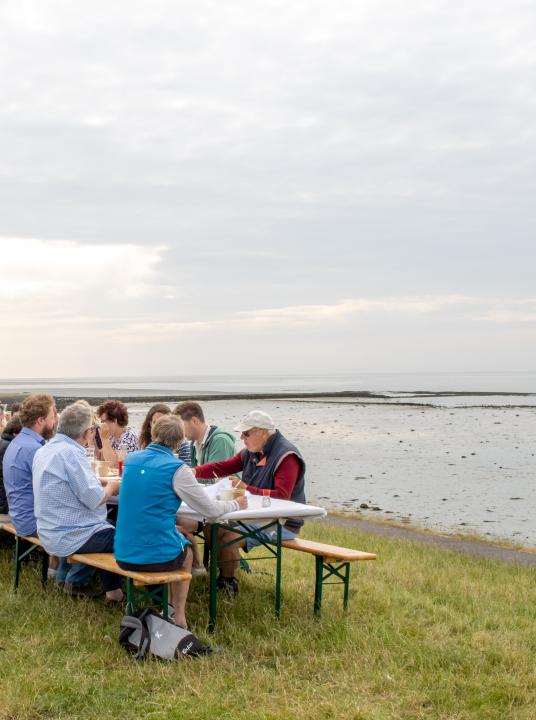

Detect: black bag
119,608,214,660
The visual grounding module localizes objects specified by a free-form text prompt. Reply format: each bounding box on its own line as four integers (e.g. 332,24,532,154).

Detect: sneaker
191,565,207,577
63,582,105,599
216,574,239,597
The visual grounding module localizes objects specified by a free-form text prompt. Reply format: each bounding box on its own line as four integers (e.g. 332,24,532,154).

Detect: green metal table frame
313,557,351,615
208,518,282,632
125,579,169,619
13,536,49,592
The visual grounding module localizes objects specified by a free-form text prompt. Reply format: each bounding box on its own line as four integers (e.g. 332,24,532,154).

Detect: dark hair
10,403,21,413
3,414,23,436
139,403,171,449
174,400,204,423
96,399,129,427
19,395,55,428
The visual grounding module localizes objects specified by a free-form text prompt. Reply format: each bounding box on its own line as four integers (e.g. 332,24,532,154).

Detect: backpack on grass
119,608,214,660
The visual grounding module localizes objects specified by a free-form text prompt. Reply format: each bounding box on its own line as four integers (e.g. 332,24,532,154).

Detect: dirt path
317,514,536,567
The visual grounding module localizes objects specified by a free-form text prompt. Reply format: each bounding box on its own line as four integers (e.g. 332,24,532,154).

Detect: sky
1,0,535,378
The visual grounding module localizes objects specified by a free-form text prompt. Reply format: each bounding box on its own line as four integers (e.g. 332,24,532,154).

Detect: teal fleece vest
114,444,187,565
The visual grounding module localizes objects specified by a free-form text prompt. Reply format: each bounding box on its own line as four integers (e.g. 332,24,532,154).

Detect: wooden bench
68,552,191,618
0,520,49,591
282,538,377,615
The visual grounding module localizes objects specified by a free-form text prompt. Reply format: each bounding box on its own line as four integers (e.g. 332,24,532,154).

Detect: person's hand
107,479,121,496
231,477,247,491
99,422,111,440
236,494,248,510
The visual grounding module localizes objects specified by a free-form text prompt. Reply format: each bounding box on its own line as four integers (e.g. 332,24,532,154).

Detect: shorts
239,523,297,553
117,545,190,573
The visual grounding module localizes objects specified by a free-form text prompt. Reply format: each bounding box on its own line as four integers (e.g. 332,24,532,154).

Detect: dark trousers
75,528,122,592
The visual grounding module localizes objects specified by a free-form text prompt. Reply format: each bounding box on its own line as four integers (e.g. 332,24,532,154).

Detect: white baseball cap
234,410,276,433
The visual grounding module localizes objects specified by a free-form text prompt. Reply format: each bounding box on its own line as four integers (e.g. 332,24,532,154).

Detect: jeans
74,528,122,592
56,557,95,587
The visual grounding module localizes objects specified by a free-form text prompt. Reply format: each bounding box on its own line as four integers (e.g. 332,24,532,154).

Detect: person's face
100,412,120,436
181,417,198,442
240,427,269,454
40,404,58,441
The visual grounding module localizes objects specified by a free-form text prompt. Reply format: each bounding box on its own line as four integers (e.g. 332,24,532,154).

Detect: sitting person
194,410,306,596
114,415,246,629
96,399,139,463
174,400,236,469
139,403,191,465
0,414,22,515
3,394,57,537
32,403,123,603
139,404,203,574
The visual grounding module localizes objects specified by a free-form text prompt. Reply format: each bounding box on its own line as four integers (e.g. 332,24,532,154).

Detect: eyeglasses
242,428,258,438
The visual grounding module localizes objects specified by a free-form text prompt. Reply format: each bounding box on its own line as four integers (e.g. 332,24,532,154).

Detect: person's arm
98,424,118,463
66,450,108,510
246,454,301,500
172,465,244,520
194,452,244,480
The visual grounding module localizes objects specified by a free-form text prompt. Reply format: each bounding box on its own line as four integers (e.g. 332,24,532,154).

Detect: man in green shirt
174,401,236,468
173,401,237,576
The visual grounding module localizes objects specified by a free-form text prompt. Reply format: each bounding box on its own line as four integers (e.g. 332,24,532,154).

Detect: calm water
126,398,536,548
1,371,536,396
2,374,534,546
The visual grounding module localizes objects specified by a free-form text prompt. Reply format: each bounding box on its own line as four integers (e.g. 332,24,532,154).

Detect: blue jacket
114,443,188,565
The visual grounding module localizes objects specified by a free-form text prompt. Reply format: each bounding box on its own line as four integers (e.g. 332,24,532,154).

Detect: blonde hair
151,415,185,450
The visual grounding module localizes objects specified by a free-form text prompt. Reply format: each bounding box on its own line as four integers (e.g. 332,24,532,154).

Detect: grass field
0,522,535,720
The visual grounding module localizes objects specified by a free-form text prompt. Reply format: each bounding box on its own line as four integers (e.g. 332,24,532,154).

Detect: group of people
0,395,306,630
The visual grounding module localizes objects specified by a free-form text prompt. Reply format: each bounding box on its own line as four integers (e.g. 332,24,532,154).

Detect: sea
1,372,535,547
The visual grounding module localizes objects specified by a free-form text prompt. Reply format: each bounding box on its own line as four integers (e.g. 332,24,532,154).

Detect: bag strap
119,615,151,661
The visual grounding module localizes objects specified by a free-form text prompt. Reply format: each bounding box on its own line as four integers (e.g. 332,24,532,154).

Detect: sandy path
317,514,536,567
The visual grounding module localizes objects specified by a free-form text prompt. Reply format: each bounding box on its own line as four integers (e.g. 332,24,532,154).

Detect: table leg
208,522,219,633
275,521,282,620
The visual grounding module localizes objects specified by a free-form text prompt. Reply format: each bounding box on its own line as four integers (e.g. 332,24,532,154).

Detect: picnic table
177,483,326,631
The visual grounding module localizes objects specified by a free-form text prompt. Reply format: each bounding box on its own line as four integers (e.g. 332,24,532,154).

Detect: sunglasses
242,428,258,437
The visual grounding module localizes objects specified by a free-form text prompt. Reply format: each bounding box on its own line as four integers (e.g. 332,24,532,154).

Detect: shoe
63,582,105,599
47,567,58,580
104,596,124,607
192,565,207,577
216,574,239,597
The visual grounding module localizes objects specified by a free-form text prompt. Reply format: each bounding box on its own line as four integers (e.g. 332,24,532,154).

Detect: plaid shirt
33,433,111,556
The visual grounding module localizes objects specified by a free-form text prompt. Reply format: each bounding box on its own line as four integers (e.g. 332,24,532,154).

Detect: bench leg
41,552,49,587
343,563,350,611
314,558,352,616
314,555,324,615
13,536,21,592
126,578,135,615
125,580,169,618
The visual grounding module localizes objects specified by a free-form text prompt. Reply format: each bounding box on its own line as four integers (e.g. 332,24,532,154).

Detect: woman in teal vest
114,415,246,629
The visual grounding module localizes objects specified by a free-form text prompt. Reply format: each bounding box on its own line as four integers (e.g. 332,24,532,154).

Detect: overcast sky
1,1,535,378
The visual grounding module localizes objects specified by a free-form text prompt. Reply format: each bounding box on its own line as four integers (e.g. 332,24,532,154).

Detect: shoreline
1,389,535,411
321,513,536,565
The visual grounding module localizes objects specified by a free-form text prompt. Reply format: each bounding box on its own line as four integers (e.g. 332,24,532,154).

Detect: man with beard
3,394,57,537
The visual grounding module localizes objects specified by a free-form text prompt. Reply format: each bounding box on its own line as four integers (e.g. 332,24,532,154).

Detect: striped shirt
33,433,111,556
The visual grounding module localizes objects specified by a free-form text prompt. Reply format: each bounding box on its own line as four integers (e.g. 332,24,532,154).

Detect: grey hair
58,403,92,440
152,414,185,450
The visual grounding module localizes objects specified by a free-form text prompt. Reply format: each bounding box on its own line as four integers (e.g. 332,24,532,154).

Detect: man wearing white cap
194,410,306,596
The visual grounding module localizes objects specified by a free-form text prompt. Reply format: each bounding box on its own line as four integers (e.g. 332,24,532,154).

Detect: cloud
0,238,173,327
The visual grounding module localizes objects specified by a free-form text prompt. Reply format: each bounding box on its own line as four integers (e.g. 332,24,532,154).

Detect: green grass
0,524,535,720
